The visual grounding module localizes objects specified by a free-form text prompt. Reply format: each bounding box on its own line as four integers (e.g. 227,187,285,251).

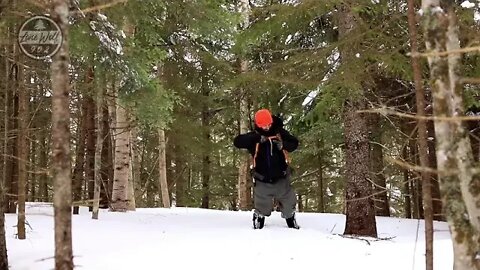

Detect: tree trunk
2,24,10,215
126,127,135,211
317,150,325,213
409,139,424,219
343,99,378,237
72,97,87,214
50,0,74,268
298,194,304,212
4,20,17,214
158,129,170,208
0,20,8,269
92,84,104,219
29,133,37,202
369,114,390,217
0,54,9,264
39,128,49,202
8,92,18,214
338,3,377,237
111,103,130,212
407,0,434,267
428,121,444,220
130,126,141,204
237,84,251,211
200,70,211,209
237,0,252,211
85,91,96,212
0,178,7,270
402,144,412,219
238,95,252,211
165,135,174,204
16,57,26,240
101,101,113,208
422,1,480,269
127,138,136,211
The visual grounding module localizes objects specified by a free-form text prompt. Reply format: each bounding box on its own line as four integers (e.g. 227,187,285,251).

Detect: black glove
272,140,283,150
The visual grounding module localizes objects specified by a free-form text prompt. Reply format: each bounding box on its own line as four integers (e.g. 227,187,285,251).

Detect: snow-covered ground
5,203,452,270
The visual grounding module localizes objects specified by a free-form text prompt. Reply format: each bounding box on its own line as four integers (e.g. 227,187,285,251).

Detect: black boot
286,213,300,229
253,213,265,229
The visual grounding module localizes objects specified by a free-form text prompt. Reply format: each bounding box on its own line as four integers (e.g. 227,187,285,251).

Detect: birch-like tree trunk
158,129,170,208
111,103,130,212
50,0,73,268
131,126,141,207
92,87,104,219
237,0,252,211
422,1,480,269
127,129,135,211
407,0,434,268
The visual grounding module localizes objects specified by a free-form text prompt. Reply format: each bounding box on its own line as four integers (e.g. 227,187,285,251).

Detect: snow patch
461,1,476,8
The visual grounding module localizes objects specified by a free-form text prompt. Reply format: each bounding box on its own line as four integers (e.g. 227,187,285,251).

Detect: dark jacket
233,116,299,182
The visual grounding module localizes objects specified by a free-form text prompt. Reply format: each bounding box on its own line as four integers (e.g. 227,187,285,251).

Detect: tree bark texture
101,102,113,208
0,22,9,269
50,0,74,268
200,67,211,209
237,0,252,211
337,3,377,237
16,58,26,240
407,0,434,268
158,129,170,208
427,121,444,220
422,1,480,269
343,99,378,237
111,103,130,212
85,92,96,212
92,86,104,219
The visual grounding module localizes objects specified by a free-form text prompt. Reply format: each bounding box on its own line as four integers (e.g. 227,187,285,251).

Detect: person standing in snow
234,109,299,229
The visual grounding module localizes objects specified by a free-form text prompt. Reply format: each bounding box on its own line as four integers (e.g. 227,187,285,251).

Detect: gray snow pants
253,176,297,219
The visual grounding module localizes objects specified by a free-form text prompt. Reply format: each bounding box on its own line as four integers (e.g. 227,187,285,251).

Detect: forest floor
5,203,452,270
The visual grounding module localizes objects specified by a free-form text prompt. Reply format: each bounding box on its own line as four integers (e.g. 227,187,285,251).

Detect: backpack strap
276,133,291,165
252,135,290,169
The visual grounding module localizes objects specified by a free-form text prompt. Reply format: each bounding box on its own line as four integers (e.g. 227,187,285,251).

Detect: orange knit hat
254,109,273,128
